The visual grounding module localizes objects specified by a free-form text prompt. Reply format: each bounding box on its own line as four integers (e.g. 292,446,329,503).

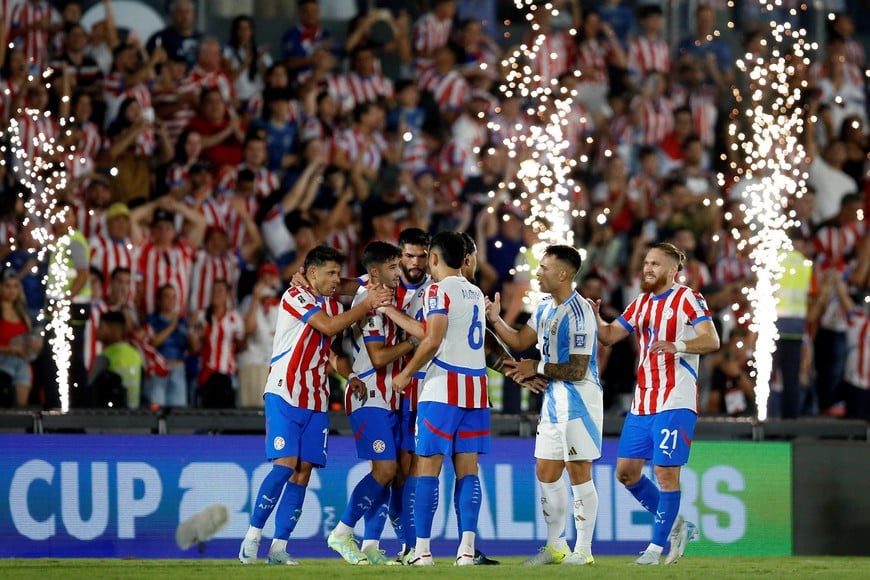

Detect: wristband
537,359,547,375
347,372,357,382
673,340,686,353
408,336,420,348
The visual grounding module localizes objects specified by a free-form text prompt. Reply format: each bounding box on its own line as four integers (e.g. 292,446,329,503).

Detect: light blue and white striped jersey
528,290,602,424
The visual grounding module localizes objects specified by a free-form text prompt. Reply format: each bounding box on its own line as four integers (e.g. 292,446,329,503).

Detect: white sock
245,525,262,541
539,480,569,551
459,531,476,555
361,539,379,552
646,543,664,554
415,537,431,555
332,521,354,536
571,480,598,555
270,538,287,552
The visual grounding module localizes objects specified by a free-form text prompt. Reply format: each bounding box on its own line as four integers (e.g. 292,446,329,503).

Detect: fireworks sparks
494,0,579,294
730,4,811,421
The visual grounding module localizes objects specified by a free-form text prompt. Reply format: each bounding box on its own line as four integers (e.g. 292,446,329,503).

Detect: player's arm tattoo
542,354,590,381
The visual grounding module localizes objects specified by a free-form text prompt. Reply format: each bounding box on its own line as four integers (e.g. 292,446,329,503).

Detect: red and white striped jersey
195,308,244,377
617,284,713,414
813,222,865,272
430,139,468,201
188,65,236,103
336,126,388,174
419,275,488,409
74,201,106,240
809,61,864,89
187,250,240,315
136,239,196,315
340,72,394,112
400,135,428,173
105,126,156,157
524,30,574,88
14,112,59,164
576,38,612,86
263,285,343,412
10,0,57,68
415,66,469,110
633,95,674,146
200,195,259,250
103,73,153,125
672,84,719,148
215,163,279,198
413,12,452,56
628,173,660,220
78,120,102,160
166,163,191,190
89,234,135,294
324,227,358,278
845,309,870,390
401,276,433,412
83,299,110,372
152,75,198,144
713,256,753,285
627,36,670,77
346,286,402,413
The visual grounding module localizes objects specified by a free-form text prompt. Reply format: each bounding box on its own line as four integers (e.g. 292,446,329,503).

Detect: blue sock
453,476,465,532
341,473,389,528
363,497,389,541
402,475,417,547
457,474,481,534
627,475,660,515
274,481,307,540
250,464,293,528
414,476,439,539
388,485,405,545
652,490,681,547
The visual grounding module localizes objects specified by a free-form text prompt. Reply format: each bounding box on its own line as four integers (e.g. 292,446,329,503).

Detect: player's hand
484,292,501,323
502,358,537,382
290,267,310,289
649,340,678,354
586,298,601,315
392,373,410,393
348,376,368,403
518,375,548,394
365,283,393,310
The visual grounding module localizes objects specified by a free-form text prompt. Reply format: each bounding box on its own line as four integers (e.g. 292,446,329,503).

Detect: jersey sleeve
683,290,713,325
618,297,640,334
361,306,386,343
423,284,448,318
282,286,321,322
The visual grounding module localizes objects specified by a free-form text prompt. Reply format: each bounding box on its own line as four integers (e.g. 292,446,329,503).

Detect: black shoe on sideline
473,549,500,565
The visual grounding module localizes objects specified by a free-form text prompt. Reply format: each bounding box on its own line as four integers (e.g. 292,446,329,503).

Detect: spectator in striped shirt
413,0,456,63
9,0,60,70
627,5,670,85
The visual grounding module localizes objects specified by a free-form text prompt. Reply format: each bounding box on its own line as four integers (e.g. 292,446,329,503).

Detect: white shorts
534,417,603,462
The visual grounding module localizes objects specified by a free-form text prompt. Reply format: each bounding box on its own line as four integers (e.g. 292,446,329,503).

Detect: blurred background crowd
0,0,866,420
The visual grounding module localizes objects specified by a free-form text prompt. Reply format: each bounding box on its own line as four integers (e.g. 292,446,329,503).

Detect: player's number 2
467,305,483,349
659,428,678,454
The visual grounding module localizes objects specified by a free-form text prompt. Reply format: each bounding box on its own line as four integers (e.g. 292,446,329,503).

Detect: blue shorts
264,393,329,467
400,396,416,452
415,402,491,457
617,409,697,466
350,407,401,461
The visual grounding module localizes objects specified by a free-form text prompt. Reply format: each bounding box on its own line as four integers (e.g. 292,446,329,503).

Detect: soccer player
392,231,489,566
327,242,419,565
238,245,392,566
590,243,720,565
485,245,602,566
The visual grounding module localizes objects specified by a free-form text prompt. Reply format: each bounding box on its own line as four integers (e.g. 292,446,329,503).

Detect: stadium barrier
1,434,792,558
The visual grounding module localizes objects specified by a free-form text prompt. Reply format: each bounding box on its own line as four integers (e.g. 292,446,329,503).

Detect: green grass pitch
4,557,870,579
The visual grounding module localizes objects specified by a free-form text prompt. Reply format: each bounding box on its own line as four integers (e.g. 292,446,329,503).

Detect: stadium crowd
0,0,867,419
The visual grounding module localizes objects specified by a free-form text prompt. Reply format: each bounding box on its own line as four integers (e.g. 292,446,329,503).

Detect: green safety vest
102,342,143,409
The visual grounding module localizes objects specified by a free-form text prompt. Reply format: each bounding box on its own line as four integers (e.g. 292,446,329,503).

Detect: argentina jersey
529,291,603,424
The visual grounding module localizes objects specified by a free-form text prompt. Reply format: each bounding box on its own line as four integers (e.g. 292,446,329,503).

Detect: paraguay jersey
401,276,433,411
618,283,712,415
528,291,602,424
420,276,488,409
347,287,402,414
264,285,343,412
844,309,870,390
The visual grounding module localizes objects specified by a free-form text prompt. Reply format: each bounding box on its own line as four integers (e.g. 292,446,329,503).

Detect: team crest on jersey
574,333,586,348
273,436,285,451
372,440,386,453
663,308,674,320
549,321,558,335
